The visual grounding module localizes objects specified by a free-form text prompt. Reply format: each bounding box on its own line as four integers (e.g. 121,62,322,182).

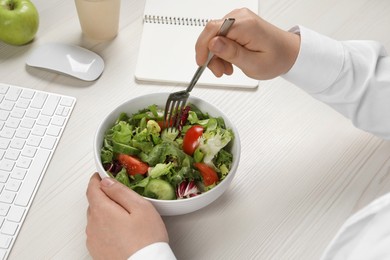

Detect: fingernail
101,177,115,187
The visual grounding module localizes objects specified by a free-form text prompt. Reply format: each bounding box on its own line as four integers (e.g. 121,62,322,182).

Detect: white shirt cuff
321,193,390,260
282,25,344,94
128,242,176,260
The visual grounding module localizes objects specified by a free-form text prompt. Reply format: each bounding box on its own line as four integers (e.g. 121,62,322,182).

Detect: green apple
0,0,39,45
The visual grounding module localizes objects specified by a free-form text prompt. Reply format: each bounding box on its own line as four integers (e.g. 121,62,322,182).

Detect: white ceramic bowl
93,93,241,216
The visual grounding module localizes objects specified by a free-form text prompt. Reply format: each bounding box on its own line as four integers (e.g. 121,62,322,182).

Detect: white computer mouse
26,43,104,81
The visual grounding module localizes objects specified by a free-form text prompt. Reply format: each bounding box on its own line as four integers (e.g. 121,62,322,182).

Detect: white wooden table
1,0,389,259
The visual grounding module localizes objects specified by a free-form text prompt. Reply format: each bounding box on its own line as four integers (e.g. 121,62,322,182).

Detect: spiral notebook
134,0,259,89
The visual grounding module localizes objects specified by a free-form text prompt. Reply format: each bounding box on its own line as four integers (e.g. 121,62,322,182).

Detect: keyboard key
5,118,20,129
15,128,30,139
4,149,20,161
16,157,32,169
20,118,35,129
1,221,18,236
10,138,25,150
10,108,25,119
25,108,39,119
0,248,6,259
20,89,34,99
0,160,14,172
30,92,47,109
0,127,15,139
56,106,73,117
0,101,14,111
10,168,26,180
15,98,30,109
15,149,51,207
0,191,16,204
7,206,25,223
21,146,37,158
0,234,12,249
37,116,50,126
60,96,75,107
0,172,9,183
27,136,41,147
5,179,21,192
0,204,10,216
0,138,10,149
31,125,46,136
51,116,65,126
47,125,61,137
4,87,21,102
41,136,57,150
0,111,9,121
42,95,60,116
55,106,64,116
62,107,71,117
0,85,9,95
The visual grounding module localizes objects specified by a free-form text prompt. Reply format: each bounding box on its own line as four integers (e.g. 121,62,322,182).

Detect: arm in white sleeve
283,26,390,140
127,242,177,260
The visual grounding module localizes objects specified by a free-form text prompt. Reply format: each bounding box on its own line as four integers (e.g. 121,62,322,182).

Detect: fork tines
163,91,189,129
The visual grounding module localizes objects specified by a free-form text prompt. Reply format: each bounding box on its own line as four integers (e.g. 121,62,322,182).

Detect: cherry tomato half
183,125,204,155
117,154,149,175
194,162,219,186
157,119,173,130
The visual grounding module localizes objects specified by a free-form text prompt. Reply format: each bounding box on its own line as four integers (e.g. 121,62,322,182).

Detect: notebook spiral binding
144,15,210,26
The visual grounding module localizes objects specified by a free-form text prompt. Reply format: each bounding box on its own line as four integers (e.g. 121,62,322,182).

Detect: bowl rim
93,92,241,204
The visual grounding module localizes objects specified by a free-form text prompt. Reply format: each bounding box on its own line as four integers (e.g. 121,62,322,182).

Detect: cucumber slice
144,179,175,200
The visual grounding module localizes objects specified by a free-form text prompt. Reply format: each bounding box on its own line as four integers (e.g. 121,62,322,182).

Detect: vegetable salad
100,104,234,200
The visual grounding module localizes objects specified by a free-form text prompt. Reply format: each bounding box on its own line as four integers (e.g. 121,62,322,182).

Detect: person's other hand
86,173,169,259
195,8,300,80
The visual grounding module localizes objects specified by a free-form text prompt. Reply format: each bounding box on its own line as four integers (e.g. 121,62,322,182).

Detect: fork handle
186,18,235,93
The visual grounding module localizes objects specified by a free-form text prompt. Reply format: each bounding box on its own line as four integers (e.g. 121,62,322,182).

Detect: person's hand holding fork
195,8,300,80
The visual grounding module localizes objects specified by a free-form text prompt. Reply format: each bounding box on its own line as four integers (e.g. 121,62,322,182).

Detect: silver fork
163,17,235,129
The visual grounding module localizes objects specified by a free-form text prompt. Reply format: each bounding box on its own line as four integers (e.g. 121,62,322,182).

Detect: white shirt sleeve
283,25,390,140
283,26,390,259
127,242,176,260
320,193,390,260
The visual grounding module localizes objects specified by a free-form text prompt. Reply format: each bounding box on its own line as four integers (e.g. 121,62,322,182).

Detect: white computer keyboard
0,83,76,260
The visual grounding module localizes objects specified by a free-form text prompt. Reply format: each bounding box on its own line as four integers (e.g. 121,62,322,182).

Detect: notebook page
135,0,259,89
